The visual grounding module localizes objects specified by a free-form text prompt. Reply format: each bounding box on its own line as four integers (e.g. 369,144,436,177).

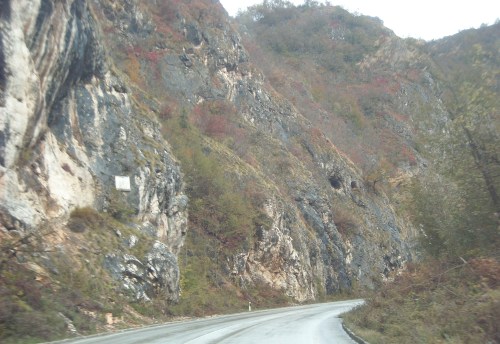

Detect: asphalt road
59,300,364,344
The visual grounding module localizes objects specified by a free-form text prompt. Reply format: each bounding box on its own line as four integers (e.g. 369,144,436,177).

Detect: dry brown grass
333,207,361,238
343,258,500,344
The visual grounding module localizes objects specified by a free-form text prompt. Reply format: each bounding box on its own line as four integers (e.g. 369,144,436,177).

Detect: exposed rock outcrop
105,242,180,301
1,0,416,305
88,0,415,300
0,0,187,301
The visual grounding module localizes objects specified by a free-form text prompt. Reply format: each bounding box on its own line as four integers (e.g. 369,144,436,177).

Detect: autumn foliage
190,100,237,139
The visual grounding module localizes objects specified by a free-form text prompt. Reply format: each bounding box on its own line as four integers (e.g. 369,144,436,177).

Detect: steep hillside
236,6,499,341
236,3,442,171
343,21,500,344
343,258,500,343
415,23,499,258
90,0,416,299
3,0,497,343
236,0,499,260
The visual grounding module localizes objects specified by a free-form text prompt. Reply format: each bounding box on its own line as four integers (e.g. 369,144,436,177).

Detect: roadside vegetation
0,210,151,344
343,258,499,343
343,23,500,344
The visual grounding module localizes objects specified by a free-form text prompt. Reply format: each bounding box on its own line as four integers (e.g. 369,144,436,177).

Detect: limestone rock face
145,10,413,299
145,242,181,301
104,242,180,302
0,0,186,301
88,0,415,300
1,0,417,305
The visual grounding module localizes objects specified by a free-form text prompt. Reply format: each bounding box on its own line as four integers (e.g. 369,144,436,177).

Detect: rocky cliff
94,0,417,299
1,0,414,302
0,0,187,303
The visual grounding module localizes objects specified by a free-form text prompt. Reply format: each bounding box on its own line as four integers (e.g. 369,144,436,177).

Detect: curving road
59,300,364,344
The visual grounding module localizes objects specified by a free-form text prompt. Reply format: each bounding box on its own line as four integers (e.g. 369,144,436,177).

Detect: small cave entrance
328,176,342,189
255,227,264,241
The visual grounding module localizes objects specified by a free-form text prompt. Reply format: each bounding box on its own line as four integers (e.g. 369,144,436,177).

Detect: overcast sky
219,0,499,41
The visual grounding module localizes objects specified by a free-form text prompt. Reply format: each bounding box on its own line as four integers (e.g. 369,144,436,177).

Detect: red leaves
190,100,236,139
144,50,163,63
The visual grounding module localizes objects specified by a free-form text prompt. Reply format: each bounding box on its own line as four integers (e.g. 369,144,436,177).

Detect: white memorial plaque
115,176,131,192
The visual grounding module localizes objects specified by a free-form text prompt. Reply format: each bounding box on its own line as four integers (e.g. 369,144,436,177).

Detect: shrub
108,189,135,222
68,207,102,233
159,103,175,121
469,258,500,289
333,208,360,238
343,258,500,344
124,53,142,86
190,100,237,140
0,263,66,343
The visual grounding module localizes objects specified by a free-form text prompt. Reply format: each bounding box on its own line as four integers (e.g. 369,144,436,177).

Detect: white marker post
248,301,252,312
